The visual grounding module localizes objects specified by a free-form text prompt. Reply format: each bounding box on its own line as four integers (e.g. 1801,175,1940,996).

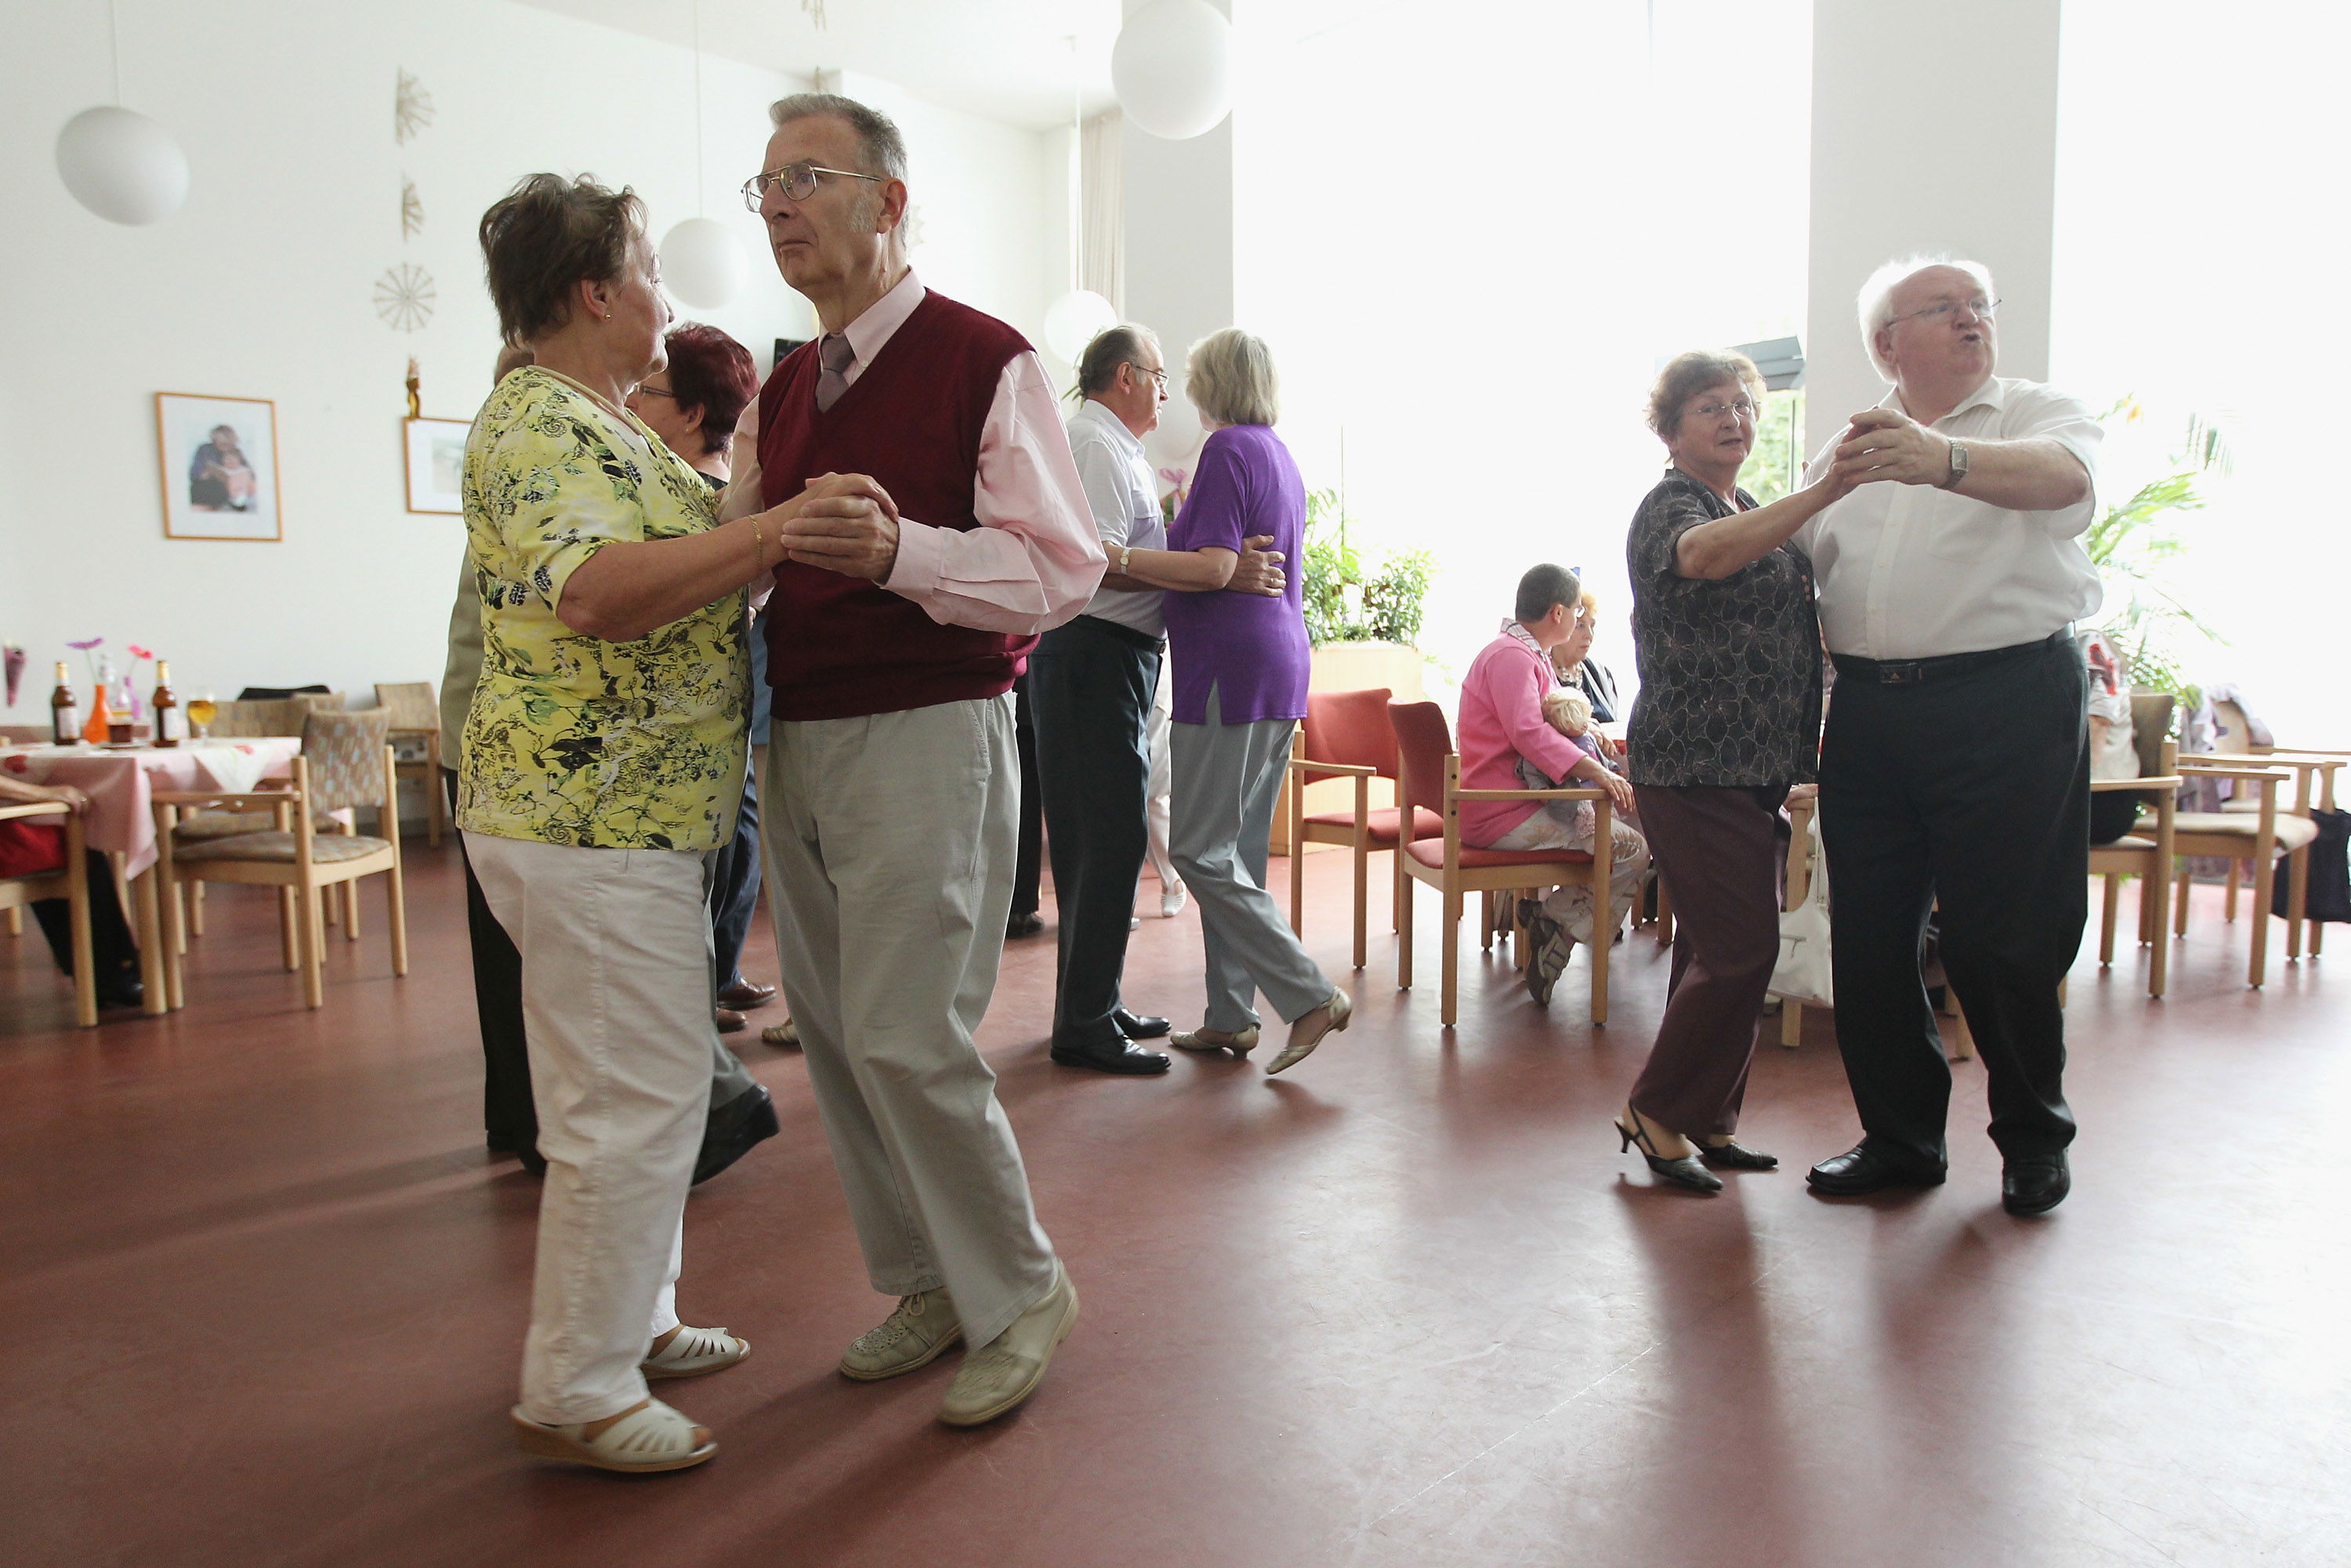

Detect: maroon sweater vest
757,290,1036,721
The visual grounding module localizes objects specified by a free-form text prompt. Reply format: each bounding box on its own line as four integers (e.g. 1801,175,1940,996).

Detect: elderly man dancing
1799,256,2103,1216
721,94,1101,1424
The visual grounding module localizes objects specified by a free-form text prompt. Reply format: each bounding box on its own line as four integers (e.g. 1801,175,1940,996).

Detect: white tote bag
1770,833,1833,1010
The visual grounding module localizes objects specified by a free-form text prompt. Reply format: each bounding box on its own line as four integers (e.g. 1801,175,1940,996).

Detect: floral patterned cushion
174,809,337,840
175,831,393,864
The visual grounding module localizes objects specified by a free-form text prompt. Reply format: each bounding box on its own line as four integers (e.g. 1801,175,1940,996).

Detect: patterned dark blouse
1624,468,1821,788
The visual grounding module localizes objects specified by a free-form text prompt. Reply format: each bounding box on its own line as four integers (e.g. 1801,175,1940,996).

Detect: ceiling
513,0,1124,130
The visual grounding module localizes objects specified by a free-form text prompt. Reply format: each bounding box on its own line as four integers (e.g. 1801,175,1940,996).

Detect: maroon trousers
1627,783,1791,1138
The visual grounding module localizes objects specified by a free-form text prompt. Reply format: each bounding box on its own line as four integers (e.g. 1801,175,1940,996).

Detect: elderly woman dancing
1612,350,1849,1192
462,174,864,1472
1162,328,1350,1074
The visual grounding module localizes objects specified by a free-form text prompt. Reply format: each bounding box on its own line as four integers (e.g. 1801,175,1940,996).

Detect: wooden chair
2090,736,2183,997
153,708,408,1009
2163,756,2302,987
2198,693,2344,958
1389,701,1615,1027
1284,687,1441,969
374,681,445,847
0,800,97,1027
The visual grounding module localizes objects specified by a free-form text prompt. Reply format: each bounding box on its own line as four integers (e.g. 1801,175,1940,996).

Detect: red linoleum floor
2,843,2346,1568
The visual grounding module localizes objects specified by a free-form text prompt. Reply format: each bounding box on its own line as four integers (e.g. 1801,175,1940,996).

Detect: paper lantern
660,216,748,309
54,106,188,226
1112,0,1233,140
1044,289,1119,364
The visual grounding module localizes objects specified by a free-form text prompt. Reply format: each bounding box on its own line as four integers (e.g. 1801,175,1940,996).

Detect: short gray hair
1857,254,1996,380
767,92,907,181
1073,324,1160,400
1185,328,1279,427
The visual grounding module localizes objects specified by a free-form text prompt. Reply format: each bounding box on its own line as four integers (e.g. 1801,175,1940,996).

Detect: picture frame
403,416,470,515
155,393,283,541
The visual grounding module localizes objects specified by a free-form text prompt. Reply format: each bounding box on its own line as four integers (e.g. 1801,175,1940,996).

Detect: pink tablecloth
0,740,302,877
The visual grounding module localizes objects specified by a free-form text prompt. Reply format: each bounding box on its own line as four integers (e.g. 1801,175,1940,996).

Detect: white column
1806,0,2062,440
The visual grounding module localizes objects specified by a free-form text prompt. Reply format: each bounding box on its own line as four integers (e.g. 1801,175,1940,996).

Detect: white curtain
1080,108,1125,314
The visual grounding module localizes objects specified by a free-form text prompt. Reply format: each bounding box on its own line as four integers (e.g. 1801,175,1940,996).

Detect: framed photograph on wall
155,393,283,541
404,416,469,514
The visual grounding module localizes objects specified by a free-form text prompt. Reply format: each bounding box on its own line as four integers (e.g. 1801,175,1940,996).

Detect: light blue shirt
1065,398,1167,638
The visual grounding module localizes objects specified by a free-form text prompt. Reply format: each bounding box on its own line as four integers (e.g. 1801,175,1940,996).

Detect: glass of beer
187,693,219,740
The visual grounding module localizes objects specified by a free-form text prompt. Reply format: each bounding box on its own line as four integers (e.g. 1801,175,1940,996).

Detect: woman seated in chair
1457,563,1647,1005
0,776,143,1009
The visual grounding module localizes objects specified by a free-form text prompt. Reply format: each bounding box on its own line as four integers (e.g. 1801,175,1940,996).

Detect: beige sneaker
839,1288,963,1382
938,1261,1078,1427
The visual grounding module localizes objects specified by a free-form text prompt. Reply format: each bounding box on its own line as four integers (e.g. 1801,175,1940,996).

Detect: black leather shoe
1806,1143,1946,1195
1694,1138,1780,1171
97,975,145,1009
1113,1008,1172,1039
694,1082,779,1186
1050,1037,1172,1075
1006,911,1045,939
2001,1151,2070,1216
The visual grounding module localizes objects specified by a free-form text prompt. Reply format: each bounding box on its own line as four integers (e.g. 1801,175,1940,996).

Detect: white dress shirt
1797,375,2103,660
719,270,1103,637
1063,398,1168,638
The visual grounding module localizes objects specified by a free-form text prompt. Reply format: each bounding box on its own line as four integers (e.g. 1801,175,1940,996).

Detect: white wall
0,3,1054,718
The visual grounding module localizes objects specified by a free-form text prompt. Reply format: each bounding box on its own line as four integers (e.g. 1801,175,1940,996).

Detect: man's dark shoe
694,1082,779,1186
1050,1036,1172,1075
718,980,777,1010
1113,1008,1172,1039
1006,911,1045,939
1806,1142,1947,1196
97,974,145,1009
2001,1151,2070,1216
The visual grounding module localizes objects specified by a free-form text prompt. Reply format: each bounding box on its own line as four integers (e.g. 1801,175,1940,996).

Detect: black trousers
1010,672,1044,918
446,768,534,1149
1819,635,2088,1168
31,851,142,990
1029,617,1161,1048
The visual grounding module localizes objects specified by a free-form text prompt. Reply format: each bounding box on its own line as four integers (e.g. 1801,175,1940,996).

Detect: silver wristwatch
1939,440,1970,490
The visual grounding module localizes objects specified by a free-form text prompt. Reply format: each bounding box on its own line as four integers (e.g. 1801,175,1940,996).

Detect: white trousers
1491,800,1651,944
465,831,715,1425
1144,659,1181,896
760,694,1056,1350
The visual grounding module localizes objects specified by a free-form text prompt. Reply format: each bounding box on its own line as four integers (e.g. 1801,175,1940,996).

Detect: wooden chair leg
4,905,20,936
1440,887,1461,1028
1654,874,1675,947
2147,871,2170,998
1479,889,1496,952
2174,867,2191,938
1949,1001,1976,1061
2224,857,2240,922
342,877,361,941
279,887,299,971
66,852,97,1028
1351,831,1369,971
190,880,206,937
1780,998,1802,1048
2286,845,2309,961
2138,871,2157,944
1287,828,1304,937
158,865,187,1012
1397,873,1415,990
2099,875,2120,965
2248,850,2274,987
1589,884,1610,1026
132,871,166,1016
301,884,326,1009
386,865,410,977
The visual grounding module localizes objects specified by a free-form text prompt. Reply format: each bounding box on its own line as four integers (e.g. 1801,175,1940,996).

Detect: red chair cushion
1302,806,1445,845
0,820,67,878
1300,688,1398,777
1406,839,1593,870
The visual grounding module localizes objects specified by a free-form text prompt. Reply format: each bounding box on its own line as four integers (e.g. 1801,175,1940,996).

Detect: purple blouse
1163,424,1312,726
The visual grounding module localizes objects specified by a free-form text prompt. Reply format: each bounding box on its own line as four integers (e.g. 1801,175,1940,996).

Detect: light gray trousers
1168,689,1334,1032
759,693,1056,1350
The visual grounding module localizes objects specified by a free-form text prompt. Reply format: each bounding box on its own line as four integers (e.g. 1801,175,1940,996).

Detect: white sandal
642,1324,751,1380
512,1399,716,1473
761,1017,799,1047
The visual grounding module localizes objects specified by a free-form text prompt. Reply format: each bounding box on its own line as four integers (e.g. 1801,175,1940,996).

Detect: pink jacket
1457,632,1591,846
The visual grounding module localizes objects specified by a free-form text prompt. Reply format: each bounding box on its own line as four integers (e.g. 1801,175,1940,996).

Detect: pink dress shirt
719,270,1103,636
1456,630,1591,847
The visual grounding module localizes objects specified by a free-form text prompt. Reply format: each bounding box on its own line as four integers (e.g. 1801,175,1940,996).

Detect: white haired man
1798,257,2103,1217
719,94,1101,1424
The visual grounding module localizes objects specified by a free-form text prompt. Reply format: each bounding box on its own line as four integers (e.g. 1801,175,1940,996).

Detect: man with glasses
718,93,1102,1426
1796,256,2103,1216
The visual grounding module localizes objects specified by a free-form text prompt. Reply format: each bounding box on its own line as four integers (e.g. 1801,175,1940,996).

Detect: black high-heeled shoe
1615,1117,1722,1193
1693,1138,1779,1171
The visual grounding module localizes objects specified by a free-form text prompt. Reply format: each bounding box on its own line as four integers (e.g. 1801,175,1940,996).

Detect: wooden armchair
2164,756,2301,987
374,681,445,847
1284,687,1440,969
0,800,96,1027
1389,701,1615,1027
2090,737,2183,997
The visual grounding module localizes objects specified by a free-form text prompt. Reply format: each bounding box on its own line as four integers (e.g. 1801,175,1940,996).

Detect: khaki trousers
760,693,1056,1349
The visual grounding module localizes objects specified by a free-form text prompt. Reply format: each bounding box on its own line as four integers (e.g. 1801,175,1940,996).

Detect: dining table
1,737,302,1015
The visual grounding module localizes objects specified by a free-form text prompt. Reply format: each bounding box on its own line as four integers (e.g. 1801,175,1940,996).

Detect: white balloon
54,106,189,226
660,216,748,309
1043,289,1120,364
1112,0,1233,140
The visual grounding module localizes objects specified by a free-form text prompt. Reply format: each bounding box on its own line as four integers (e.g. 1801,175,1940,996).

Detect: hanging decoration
660,0,748,309
400,176,424,240
802,0,828,28
1111,0,1233,141
375,263,436,331
54,2,189,226
1043,35,1117,363
395,70,435,143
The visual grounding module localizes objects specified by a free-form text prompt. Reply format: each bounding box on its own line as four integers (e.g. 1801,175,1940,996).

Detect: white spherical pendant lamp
1044,289,1119,364
1112,0,1233,141
54,105,188,226
661,216,748,310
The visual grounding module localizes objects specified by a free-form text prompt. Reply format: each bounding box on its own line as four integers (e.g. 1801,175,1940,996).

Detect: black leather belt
1830,629,2070,686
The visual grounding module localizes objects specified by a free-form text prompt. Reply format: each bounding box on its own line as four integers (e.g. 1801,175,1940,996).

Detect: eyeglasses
1127,363,1168,389
632,384,676,400
741,161,885,211
1888,296,2001,328
1691,397,1759,422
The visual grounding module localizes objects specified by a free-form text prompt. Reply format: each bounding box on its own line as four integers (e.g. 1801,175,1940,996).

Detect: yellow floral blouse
457,368,748,851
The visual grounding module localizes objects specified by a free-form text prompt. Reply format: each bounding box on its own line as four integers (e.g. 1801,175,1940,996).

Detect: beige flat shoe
641,1324,750,1380
512,1399,715,1473
939,1262,1078,1427
1267,987,1351,1075
761,1016,799,1048
840,1287,964,1382
1170,1024,1259,1056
